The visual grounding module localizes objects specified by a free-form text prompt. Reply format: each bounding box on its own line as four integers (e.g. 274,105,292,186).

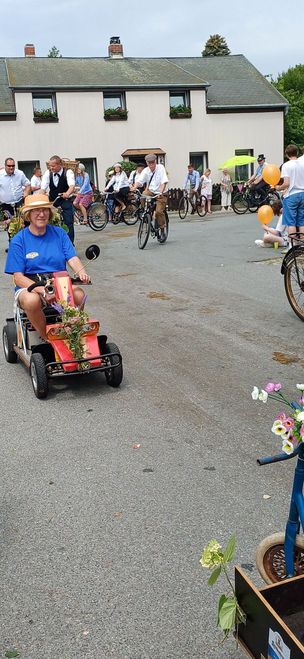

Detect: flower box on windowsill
170,111,192,119
104,113,128,121
33,116,59,123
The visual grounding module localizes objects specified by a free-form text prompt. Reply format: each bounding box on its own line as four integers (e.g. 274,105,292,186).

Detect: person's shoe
221,208,226,212
190,209,195,215
228,207,233,212
158,227,166,243
255,239,265,247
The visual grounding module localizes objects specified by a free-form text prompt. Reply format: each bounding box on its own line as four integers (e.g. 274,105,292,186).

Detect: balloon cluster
257,164,281,224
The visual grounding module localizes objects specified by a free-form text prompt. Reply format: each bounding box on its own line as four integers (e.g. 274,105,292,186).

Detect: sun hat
145,154,157,163
20,193,56,220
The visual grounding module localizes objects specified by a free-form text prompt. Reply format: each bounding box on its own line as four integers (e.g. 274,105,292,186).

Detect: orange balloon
262,164,281,186
258,205,274,224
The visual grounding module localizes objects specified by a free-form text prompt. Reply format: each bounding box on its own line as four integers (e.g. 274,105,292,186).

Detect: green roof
1,54,288,114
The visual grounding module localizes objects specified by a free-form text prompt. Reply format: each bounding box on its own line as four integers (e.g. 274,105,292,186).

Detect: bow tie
53,172,59,178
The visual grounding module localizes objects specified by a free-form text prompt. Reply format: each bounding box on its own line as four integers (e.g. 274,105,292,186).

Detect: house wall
0,89,284,188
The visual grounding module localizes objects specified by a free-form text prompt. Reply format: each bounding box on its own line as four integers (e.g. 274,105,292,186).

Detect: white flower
251,386,259,400
281,427,292,441
272,420,285,435
296,411,304,422
297,384,304,391
282,439,294,455
258,389,268,403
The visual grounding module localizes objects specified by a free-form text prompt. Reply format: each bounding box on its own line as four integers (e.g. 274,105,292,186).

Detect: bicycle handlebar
257,445,301,465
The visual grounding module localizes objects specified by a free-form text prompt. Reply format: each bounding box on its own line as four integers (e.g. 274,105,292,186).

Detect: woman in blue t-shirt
5,194,90,340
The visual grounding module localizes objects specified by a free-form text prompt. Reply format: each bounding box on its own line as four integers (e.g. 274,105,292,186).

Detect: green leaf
218,596,237,632
223,535,236,563
5,651,21,658
208,565,222,585
217,594,227,625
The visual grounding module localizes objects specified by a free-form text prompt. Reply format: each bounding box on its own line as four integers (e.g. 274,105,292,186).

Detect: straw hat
21,193,56,220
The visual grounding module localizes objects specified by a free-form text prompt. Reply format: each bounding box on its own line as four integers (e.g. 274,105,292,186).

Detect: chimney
24,44,36,57
108,37,123,59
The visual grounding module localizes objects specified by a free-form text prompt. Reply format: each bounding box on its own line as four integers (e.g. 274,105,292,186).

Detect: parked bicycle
232,185,280,215
281,234,304,321
256,442,304,583
137,194,169,249
178,190,207,219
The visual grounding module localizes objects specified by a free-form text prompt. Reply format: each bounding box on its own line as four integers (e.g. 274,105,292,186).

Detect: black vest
49,169,69,201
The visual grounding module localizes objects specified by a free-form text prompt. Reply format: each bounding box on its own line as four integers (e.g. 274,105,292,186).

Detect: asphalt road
0,212,303,659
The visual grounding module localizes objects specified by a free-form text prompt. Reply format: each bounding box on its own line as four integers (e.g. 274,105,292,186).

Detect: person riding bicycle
4,194,90,341
132,154,168,242
73,163,93,225
105,163,130,213
247,154,268,200
183,164,200,214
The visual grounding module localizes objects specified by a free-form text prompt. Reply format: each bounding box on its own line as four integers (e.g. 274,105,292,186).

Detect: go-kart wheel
256,532,304,584
3,322,17,363
30,353,48,399
104,342,123,387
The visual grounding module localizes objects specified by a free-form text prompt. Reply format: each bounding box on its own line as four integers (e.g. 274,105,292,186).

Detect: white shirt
138,164,168,194
128,170,143,185
105,171,129,192
0,168,30,204
281,158,304,197
41,167,75,191
31,174,42,194
201,175,212,196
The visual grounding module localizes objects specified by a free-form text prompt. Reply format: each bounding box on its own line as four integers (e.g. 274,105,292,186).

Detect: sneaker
158,228,166,243
255,239,265,247
221,208,226,212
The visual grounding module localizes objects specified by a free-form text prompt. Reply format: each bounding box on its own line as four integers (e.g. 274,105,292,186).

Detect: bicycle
178,189,207,219
72,197,108,231
256,442,304,584
137,194,169,250
232,185,280,215
111,190,141,226
281,234,304,321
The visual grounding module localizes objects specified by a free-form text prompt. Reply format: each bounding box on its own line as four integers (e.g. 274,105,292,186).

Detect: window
235,149,254,181
103,93,125,111
75,158,98,187
169,92,189,109
189,152,208,175
18,160,40,181
32,93,58,120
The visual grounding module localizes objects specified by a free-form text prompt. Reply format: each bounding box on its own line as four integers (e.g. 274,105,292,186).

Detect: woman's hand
78,271,91,284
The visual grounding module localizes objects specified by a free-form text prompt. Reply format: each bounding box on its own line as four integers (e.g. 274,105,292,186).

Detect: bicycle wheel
232,193,249,214
157,211,169,244
178,196,188,220
87,202,108,231
267,190,281,206
123,204,140,226
284,250,304,321
256,532,304,584
138,212,151,249
197,195,207,217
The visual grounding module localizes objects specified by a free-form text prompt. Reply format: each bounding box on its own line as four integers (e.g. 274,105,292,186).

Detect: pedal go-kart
2,245,123,399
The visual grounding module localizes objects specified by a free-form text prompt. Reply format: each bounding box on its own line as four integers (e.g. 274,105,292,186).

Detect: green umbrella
219,155,256,169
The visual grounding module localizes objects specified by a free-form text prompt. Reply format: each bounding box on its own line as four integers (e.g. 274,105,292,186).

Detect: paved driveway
0,213,301,658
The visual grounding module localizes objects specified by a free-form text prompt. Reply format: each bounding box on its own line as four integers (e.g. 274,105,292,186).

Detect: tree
273,65,304,148
202,35,230,57
47,46,62,58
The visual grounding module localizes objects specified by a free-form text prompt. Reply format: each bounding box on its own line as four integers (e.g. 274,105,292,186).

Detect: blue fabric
183,170,200,190
282,191,304,226
255,163,266,177
75,173,92,194
5,225,76,284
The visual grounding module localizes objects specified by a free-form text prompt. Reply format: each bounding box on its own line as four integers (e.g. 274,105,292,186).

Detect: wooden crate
235,566,304,658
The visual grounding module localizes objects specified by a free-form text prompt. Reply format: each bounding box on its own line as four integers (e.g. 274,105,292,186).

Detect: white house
0,38,288,188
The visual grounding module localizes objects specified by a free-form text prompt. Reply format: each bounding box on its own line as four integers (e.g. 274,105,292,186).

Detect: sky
1,0,303,79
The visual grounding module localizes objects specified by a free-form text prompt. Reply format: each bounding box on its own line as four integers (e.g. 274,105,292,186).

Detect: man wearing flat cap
133,154,168,242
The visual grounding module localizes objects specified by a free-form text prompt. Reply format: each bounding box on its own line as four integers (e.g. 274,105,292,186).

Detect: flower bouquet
52,299,89,366
252,382,304,455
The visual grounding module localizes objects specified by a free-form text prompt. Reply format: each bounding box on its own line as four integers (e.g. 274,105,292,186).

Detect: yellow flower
200,539,223,569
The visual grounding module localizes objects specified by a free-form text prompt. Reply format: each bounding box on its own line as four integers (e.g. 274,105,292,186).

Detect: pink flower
277,412,287,423
299,397,304,406
265,382,282,393
300,424,304,438
283,417,295,430
265,382,275,393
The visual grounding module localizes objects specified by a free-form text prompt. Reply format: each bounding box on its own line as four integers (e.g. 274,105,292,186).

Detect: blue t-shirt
5,225,76,284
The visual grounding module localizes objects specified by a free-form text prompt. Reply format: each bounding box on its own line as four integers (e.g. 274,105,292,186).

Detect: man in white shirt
275,144,304,239
128,164,145,187
41,155,75,243
133,154,168,241
0,157,31,215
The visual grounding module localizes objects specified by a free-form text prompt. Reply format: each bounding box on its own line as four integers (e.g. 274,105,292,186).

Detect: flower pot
170,112,192,119
104,114,128,121
33,116,59,123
